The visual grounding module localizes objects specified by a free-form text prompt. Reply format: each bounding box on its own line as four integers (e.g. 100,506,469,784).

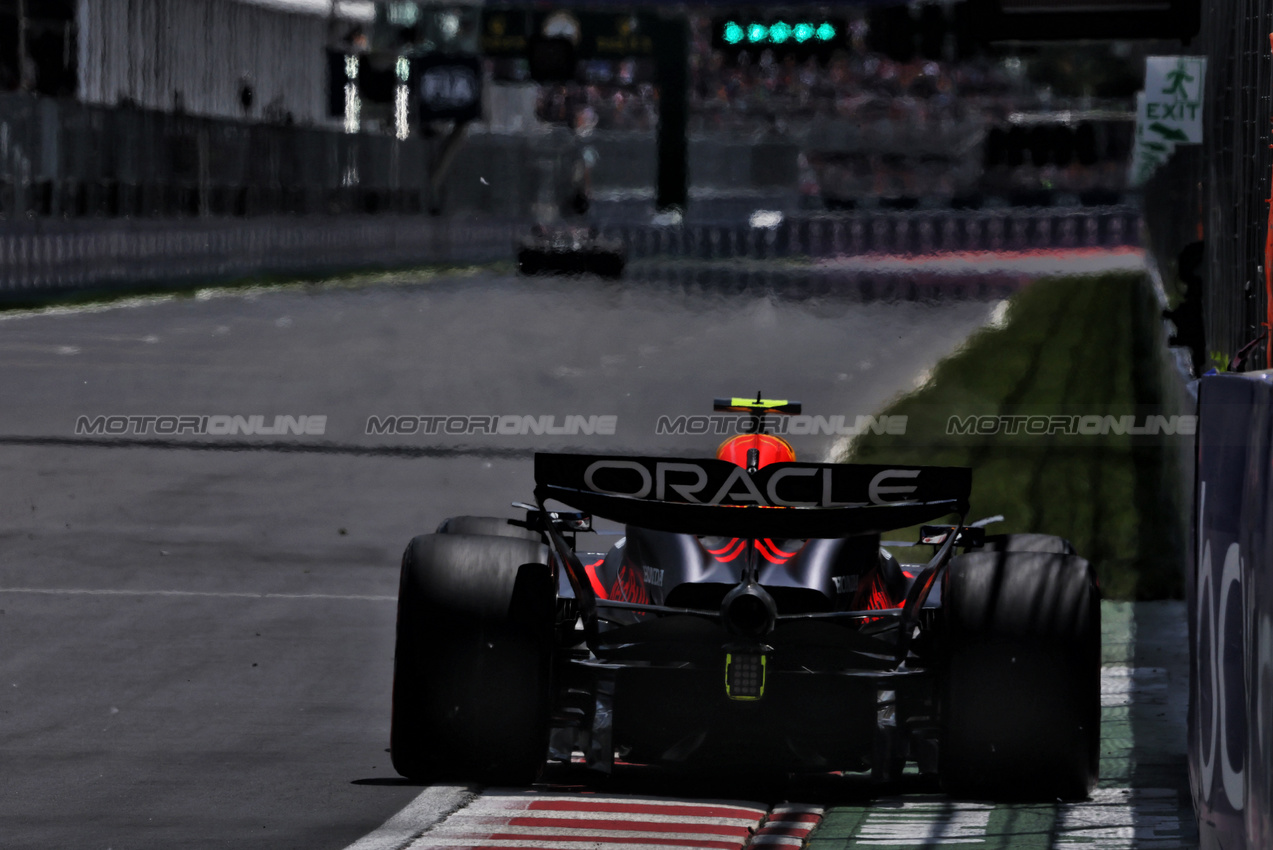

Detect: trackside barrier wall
605,206,1140,262
0,217,519,293
1192,372,1273,849
0,206,1140,295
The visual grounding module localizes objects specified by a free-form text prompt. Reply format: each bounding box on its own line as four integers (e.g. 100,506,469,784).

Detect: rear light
725,650,768,701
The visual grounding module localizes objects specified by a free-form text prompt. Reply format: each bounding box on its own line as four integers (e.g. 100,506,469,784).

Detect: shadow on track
533,760,941,807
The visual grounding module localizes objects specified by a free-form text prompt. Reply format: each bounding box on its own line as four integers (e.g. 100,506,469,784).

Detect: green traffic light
719,18,838,49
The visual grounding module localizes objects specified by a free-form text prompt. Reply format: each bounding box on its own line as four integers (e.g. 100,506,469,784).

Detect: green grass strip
844,271,1188,600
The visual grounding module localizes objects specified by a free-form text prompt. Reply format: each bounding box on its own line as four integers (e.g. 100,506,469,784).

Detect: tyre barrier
1193,373,1273,849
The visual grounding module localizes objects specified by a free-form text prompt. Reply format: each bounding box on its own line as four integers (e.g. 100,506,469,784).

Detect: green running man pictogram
1162,60,1195,99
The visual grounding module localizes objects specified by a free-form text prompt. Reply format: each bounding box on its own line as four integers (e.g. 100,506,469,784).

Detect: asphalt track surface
0,261,1194,849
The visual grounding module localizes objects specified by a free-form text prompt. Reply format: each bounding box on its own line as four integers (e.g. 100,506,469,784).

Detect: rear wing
533,453,971,539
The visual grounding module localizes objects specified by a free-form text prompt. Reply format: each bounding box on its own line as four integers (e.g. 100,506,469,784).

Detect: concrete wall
1194,373,1273,850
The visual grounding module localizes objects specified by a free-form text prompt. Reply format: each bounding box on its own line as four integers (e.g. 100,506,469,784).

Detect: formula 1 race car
517,224,625,279
389,396,1100,800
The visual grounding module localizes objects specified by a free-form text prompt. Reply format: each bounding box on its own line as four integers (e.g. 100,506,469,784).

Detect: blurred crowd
536,15,1026,136
538,81,661,135
530,15,1133,203
690,40,1020,135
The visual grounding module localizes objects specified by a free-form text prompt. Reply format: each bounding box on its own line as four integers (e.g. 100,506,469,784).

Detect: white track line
0,586,394,601
342,784,478,850
1100,666,1169,707
855,798,993,846
1052,788,1189,848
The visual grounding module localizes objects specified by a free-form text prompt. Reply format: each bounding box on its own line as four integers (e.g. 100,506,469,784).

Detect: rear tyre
436,515,541,543
390,533,555,784
517,248,543,276
980,533,1076,555
587,250,625,279
939,550,1100,800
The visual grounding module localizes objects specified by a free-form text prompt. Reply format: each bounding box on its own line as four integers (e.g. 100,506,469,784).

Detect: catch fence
1144,0,1273,366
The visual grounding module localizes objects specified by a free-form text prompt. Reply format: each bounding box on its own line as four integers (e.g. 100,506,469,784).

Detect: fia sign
416,56,482,122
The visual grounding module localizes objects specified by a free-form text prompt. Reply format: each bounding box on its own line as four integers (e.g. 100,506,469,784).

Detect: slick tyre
517,248,543,276
587,251,625,279
980,533,1076,555
436,515,541,543
390,533,554,784
939,550,1100,800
